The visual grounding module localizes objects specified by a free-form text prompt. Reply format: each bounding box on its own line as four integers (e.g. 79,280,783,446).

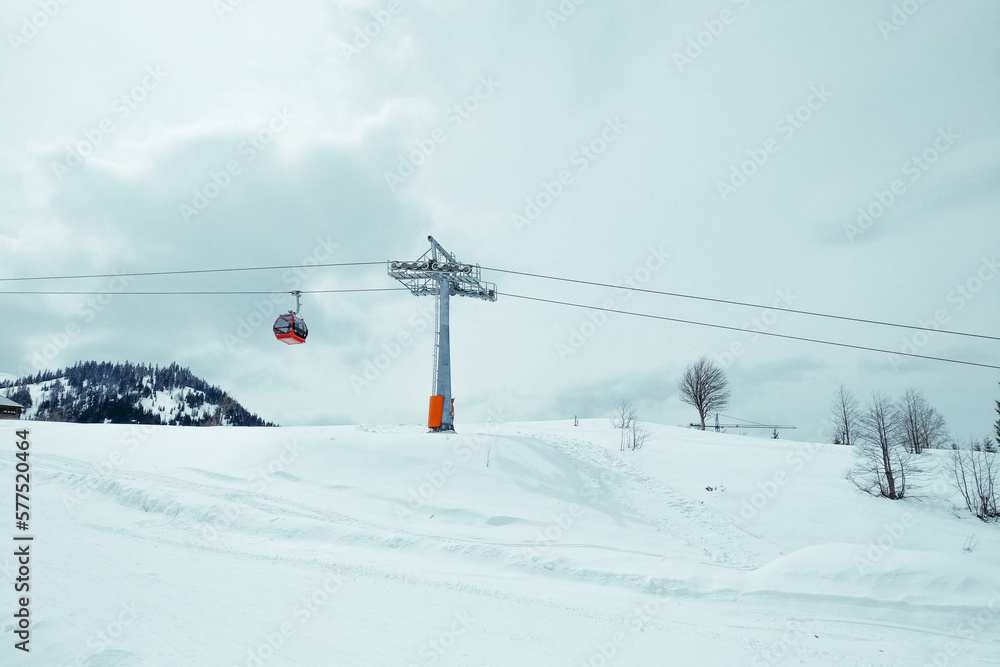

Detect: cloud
1,1,998,435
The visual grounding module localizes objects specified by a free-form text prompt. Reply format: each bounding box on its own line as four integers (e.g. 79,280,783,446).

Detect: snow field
0,419,998,665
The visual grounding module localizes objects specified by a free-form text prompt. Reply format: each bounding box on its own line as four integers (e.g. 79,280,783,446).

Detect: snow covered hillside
1,420,997,665
0,361,274,426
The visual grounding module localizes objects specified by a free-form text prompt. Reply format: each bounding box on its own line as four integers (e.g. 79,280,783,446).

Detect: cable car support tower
389,237,497,432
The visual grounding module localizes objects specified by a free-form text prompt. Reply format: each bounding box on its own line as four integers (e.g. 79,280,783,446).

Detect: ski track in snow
520,430,778,570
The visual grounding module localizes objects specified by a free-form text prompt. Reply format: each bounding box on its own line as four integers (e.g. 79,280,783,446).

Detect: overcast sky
1,1,998,440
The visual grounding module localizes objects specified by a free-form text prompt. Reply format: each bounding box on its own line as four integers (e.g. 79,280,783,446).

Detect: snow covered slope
1,361,273,426
1,420,997,665
9,378,220,425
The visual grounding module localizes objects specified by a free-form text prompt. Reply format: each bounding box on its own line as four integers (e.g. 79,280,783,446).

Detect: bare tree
611,399,636,451
829,385,859,446
949,436,999,521
611,399,636,431
994,383,1000,452
897,389,948,454
611,400,648,451
626,420,650,451
847,392,919,499
919,397,949,452
677,356,731,430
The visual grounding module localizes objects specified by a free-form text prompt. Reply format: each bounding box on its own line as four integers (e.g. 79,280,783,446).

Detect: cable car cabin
273,313,308,345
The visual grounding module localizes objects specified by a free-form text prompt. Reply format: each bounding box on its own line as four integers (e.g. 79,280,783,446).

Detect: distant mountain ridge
0,361,275,426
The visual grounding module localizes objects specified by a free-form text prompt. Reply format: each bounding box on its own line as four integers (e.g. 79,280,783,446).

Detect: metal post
388,237,496,434
435,279,453,431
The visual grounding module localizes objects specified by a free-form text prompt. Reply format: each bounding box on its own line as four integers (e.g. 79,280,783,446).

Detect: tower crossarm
387,261,496,302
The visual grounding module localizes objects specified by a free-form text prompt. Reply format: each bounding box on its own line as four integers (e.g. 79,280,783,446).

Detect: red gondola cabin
273,313,308,345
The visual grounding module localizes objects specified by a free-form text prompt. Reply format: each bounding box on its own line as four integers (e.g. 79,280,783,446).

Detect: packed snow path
1,420,998,665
